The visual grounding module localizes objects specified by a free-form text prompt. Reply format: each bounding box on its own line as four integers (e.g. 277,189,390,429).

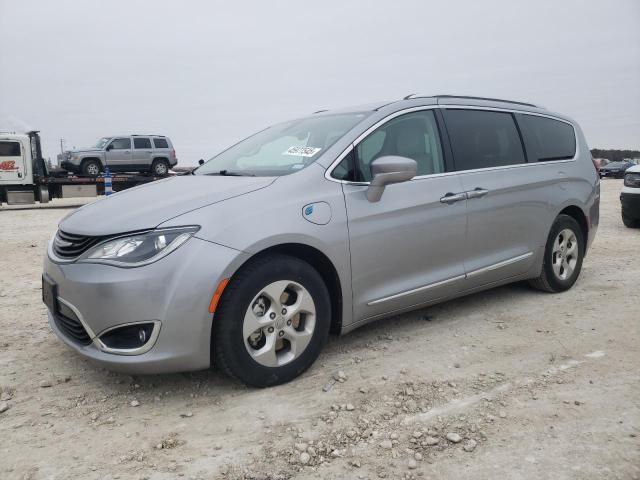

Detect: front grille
53,311,91,345
53,230,104,259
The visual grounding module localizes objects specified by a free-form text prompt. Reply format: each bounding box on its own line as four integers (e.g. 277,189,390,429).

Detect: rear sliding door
441,108,545,288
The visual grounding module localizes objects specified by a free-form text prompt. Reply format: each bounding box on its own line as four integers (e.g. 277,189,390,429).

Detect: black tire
212,254,331,387
622,212,640,228
151,158,170,176
81,159,101,177
529,214,585,293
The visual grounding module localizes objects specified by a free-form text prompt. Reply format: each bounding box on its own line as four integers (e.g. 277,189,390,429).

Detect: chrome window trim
94,320,162,356
324,105,439,184
324,105,578,185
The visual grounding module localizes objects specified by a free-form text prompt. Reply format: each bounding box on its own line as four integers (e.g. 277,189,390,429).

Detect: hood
60,175,277,236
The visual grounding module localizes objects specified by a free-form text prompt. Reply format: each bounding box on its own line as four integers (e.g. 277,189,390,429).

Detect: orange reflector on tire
208,278,229,314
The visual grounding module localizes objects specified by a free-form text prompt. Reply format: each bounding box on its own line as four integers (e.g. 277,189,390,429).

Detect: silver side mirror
366,155,417,202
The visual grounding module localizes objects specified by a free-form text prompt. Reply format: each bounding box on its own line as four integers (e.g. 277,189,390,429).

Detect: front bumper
621,192,640,220
600,170,623,178
43,236,248,374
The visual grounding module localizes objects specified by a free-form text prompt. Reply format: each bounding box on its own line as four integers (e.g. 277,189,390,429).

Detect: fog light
99,322,156,351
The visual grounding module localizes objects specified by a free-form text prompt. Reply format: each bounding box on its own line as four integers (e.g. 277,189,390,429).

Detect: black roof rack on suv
403,94,539,108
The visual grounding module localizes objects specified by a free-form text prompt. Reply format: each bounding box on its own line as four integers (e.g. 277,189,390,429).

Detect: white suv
621,164,640,227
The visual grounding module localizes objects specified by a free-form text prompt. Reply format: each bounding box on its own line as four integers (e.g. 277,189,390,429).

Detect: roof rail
312,109,328,114
404,94,539,108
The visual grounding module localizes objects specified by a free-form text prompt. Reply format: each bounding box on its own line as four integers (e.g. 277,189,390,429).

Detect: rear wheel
81,159,101,177
151,159,170,176
529,214,585,293
212,254,331,387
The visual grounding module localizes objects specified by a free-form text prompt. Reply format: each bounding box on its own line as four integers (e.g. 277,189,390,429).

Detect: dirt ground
1,179,638,480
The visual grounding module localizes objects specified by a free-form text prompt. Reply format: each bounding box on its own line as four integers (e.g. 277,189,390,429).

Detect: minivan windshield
195,112,368,177
94,137,110,149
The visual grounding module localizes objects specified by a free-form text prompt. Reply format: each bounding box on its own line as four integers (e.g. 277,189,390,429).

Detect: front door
340,109,468,321
105,137,132,171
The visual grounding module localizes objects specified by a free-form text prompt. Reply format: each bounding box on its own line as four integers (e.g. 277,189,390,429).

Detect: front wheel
212,254,331,387
82,159,101,177
529,214,585,293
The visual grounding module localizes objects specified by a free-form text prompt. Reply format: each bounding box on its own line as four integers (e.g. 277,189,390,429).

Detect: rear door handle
466,187,489,199
440,192,466,204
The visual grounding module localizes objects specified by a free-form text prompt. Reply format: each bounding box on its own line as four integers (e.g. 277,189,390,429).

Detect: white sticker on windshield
283,146,321,157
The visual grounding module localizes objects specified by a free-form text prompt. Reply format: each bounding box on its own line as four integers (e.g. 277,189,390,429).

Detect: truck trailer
0,131,163,205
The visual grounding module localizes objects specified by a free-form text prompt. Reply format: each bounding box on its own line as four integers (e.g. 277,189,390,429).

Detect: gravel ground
0,179,638,480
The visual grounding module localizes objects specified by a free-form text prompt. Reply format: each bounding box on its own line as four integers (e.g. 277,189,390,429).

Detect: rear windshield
194,112,368,177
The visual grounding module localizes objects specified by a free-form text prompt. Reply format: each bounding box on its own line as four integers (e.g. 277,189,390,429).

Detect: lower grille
53,312,91,345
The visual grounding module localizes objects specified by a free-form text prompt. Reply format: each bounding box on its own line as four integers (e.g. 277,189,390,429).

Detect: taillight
591,156,600,173
171,148,176,159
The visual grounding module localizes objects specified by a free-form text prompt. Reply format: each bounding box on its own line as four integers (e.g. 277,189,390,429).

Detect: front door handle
466,187,489,199
440,192,466,204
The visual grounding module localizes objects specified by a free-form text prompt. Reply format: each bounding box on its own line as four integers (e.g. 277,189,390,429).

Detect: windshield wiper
205,170,255,177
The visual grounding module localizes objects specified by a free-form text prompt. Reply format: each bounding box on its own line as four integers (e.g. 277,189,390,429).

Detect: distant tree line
591,149,640,161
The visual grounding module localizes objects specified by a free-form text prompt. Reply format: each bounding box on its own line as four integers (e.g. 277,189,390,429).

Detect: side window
516,114,576,161
110,138,131,149
133,137,152,149
353,110,444,182
0,141,21,156
153,138,169,149
443,109,525,170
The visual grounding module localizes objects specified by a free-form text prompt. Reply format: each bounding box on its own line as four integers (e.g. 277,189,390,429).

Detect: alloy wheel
243,280,316,367
155,163,168,175
551,228,578,280
87,163,99,176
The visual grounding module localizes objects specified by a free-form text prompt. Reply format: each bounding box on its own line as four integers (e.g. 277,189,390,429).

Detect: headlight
78,226,199,267
624,172,640,188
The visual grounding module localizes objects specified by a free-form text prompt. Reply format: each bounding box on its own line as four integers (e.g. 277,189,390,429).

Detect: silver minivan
43,95,600,387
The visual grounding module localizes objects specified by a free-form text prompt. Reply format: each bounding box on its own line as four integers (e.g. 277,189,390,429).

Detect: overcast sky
1,0,638,165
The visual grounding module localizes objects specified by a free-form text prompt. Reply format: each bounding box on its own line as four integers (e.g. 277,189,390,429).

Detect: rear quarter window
516,114,576,161
153,138,169,149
